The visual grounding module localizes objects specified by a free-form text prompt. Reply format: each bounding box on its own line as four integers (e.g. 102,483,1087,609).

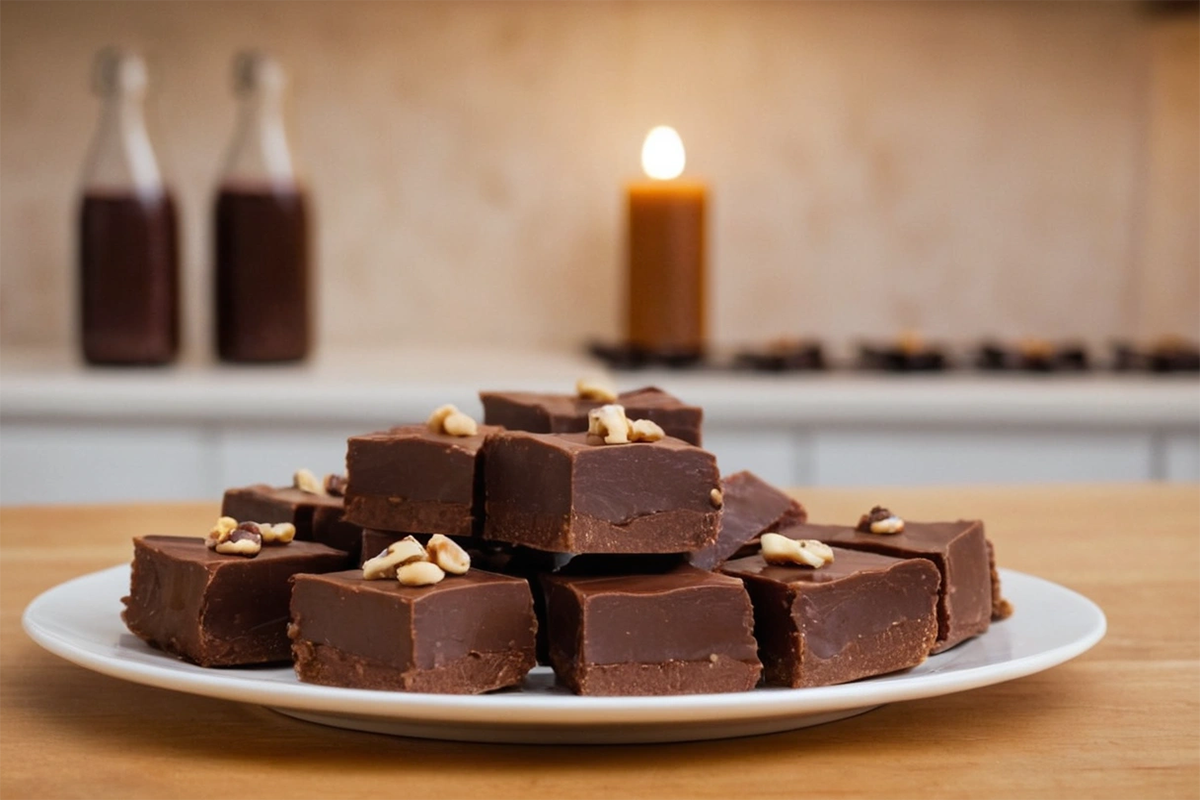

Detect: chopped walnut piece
206,516,239,549
426,534,470,575
587,404,632,444
586,405,664,445
397,561,446,587
760,533,834,568
294,468,326,495
576,377,618,403
362,536,428,580
427,404,479,437
215,523,263,557
856,506,905,535
258,522,296,545
629,418,665,442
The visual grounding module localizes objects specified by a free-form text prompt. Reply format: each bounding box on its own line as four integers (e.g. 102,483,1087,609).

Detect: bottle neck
221,90,296,189
83,91,164,197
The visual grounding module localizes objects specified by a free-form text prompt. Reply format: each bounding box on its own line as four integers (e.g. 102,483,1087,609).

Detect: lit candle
626,126,707,359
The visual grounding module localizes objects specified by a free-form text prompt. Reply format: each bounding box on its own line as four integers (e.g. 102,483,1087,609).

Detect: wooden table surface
2,485,1197,799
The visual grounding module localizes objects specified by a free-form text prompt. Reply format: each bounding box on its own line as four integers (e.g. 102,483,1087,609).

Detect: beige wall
1,1,1196,360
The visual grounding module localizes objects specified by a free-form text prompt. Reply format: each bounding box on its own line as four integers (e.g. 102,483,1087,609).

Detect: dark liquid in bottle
215,185,310,362
79,192,179,365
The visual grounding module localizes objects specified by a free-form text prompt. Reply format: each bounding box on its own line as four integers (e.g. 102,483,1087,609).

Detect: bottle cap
233,50,285,94
91,47,147,96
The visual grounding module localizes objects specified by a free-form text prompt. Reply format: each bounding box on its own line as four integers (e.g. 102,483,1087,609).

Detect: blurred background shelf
2,347,1196,504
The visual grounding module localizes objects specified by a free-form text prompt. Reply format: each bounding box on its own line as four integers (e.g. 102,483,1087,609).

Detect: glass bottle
213,51,310,363
78,48,179,365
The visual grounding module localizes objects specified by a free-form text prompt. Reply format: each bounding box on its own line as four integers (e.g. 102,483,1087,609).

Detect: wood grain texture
2,485,1198,799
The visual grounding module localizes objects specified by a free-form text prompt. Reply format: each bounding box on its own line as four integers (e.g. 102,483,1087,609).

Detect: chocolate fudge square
289,569,537,693
790,520,997,653
689,471,808,570
121,536,350,667
721,548,940,688
542,565,762,695
483,431,722,554
344,424,501,537
222,484,362,560
480,386,703,445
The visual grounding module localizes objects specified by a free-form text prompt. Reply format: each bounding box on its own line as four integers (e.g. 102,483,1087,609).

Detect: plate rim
22,564,1106,727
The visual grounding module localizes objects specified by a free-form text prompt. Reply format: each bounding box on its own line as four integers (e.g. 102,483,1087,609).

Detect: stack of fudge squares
122,380,1011,695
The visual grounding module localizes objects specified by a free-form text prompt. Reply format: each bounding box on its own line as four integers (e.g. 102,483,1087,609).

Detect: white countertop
3,347,1197,428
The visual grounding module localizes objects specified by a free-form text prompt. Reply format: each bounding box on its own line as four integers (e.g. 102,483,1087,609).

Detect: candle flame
641,126,685,180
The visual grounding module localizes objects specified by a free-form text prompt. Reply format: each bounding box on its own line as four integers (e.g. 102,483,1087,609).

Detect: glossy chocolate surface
483,431,721,554
480,386,702,445
689,471,807,570
721,548,940,687
782,519,995,652
542,564,761,695
221,483,361,558
344,424,500,536
121,535,350,667
289,568,536,693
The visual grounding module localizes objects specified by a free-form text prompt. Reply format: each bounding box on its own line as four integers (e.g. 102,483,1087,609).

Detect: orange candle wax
626,127,707,356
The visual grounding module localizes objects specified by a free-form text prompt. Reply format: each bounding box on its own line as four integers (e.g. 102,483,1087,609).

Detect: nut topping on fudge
292,468,348,498
760,533,834,568
576,376,618,403
293,468,326,495
427,404,479,437
856,506,905,535
398,561,445,586
215,524,262,556
205,517,297,557
361,533,471,586
427,534,470,574
586,404,666,444
362,536,428,579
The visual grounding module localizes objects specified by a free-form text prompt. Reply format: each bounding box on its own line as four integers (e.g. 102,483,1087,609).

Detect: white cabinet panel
0,423,217,504
216,425,366,490
1163,431,1200,482
811,427,1155,486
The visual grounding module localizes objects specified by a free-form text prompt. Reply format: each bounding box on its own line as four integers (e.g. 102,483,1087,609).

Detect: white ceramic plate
23,565,1104,744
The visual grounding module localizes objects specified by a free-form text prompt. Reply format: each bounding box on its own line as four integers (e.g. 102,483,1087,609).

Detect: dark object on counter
289,568,537,693
213,51,310,363
733,339,826,372
542,563,761,695
858,334,948,372
721,547,940,688
1113,338,1200,373
588,341,706,370
689,471,807,571
344,424,501,537
481,385,703,445
483,431,721,554
121,535,349,666
786,519,1001,653
221,481,361,561
976,339,1090,372
78,49,179,366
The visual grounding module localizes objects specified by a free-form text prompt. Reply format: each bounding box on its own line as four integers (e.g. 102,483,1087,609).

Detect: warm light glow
641,126,686,180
